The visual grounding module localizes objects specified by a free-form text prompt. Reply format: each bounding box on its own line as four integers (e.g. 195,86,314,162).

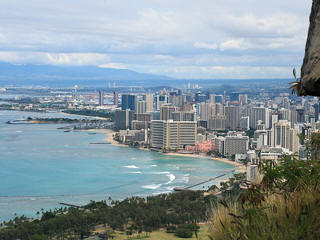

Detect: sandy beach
81,128,246,174
82,129,245,190
87,129,129,147
163,152,246,173
90,129,246,173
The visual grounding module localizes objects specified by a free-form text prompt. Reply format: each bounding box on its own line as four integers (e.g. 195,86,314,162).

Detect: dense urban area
1,79,320,239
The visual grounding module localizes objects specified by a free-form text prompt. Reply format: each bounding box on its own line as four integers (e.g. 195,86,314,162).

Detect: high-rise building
151,120,197,150
209,94,216,104
172,111,196,121
160,105,178,120
208,116,226,130
113,91,119,106
135,113,152,122
136,101,147,114
255,130,272,149
248,107,270,129
239,94,248,105
200,102,214,121
122,94,136,111
240,116,250,130
144,93,154,112
224,134,249,156
200,103,224,121
271,120,299,153
195,92,207,103
156,95,168,110
215,103,224,116
314,103,319,122
279,108,291,121
99,90,104,106
296,107,305,123
225,106,240,130
214,95,223,103
115,109,135,129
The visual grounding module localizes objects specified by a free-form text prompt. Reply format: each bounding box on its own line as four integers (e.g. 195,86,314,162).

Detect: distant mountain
0,62,291,88
0,62,174,87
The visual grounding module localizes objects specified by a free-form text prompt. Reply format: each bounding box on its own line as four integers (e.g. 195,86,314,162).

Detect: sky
0,0,312,79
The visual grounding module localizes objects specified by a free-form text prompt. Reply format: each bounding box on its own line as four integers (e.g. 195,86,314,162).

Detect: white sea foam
152,171,170,175
165,186,176,191
130,171,142,174
165,173,176,185
177,174,190,183
151,164,157,167
152,190,171,195
142,184,162,190
131,157,137,160
123,165,139,169
15,131,23,133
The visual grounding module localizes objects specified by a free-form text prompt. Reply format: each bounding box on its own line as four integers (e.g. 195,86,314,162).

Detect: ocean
0,110,235,222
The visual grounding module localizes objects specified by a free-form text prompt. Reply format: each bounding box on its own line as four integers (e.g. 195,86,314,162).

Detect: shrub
166,225,177,233
175,226,193,238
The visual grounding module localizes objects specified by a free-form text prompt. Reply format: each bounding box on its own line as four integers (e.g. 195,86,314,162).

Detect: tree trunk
299,0,320,96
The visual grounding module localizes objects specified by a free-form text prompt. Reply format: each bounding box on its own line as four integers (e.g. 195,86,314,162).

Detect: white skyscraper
249,107,270,129
239,94,248,105
136,101,147,114
144,93,154,112
271,120,299,154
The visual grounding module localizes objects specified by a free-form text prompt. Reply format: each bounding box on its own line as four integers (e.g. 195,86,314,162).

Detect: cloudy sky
0,0,312,79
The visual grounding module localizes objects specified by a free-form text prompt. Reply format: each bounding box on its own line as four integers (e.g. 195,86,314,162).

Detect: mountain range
0,62,174,87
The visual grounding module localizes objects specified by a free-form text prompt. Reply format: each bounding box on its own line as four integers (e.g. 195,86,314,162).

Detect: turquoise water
0,111,235,222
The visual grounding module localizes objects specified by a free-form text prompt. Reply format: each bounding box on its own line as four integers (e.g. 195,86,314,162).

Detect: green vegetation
25,117,83,123
2,133,319,239
245,129,255,138
208,133,320,240
0,191,217,239
63,109,115,121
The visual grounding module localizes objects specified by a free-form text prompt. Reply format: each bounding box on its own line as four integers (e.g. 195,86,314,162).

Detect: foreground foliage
209,155,320,240
0,191,216,239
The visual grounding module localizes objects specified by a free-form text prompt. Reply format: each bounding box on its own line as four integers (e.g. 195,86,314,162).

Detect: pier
174,174,226,192
59,202,83,209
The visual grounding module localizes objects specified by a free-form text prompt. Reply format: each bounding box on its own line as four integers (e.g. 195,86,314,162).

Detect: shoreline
90,129,246,173
84,129,129,147
163,152,246,173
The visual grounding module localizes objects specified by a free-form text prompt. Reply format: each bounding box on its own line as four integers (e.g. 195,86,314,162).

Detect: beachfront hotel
151,120,197,151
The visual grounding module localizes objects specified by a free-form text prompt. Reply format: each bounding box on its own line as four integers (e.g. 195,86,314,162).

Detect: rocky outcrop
299,0,320,96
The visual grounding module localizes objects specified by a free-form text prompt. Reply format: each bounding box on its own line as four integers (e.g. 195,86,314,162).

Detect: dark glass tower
121,94,136,111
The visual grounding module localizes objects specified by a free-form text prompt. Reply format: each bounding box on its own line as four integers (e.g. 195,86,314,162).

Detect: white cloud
220,39,245,50
98,63,127,69
0,51,110,66
194,42,218,50
153,55,174,60
0,0,312,79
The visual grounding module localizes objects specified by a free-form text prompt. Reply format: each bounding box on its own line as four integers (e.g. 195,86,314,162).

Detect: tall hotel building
122,94,136,111
271,120,299,154
144,93,154,112
160,105,179,120
151,120,197,151
99,90,104,106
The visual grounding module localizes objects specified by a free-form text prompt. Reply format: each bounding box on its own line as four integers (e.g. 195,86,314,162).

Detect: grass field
91,224,210,240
